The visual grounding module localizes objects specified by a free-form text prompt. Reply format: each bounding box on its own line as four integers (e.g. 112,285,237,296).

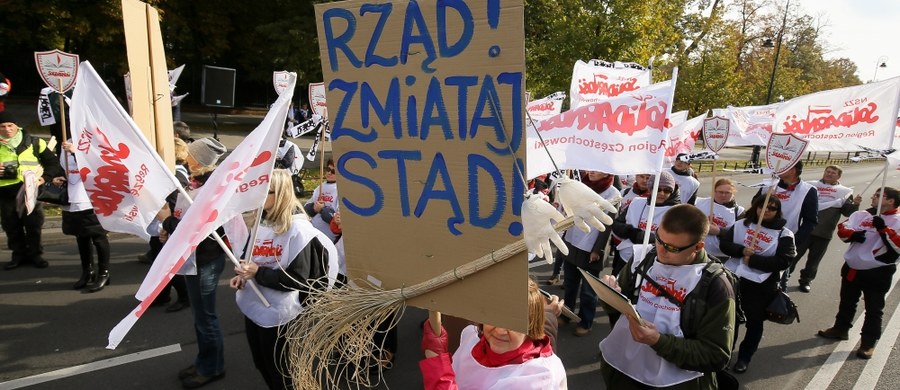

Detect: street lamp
873,56,888,82
751,0,791,168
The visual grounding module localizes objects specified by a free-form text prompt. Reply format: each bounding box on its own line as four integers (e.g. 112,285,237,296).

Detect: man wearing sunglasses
599,204,735,388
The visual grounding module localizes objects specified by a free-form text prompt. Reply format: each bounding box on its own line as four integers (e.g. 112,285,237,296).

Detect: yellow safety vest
0,136,47,188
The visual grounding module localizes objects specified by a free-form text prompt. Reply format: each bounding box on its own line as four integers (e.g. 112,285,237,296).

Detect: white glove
556,176,617,233
521,193,568,262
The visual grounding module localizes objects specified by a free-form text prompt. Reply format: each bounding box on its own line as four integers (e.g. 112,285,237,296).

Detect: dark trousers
245,317,293,390
0,199,44,262
796,235,832,284
563,258,600,329
833,263,896,347
735,276,777,363
75,234,110,271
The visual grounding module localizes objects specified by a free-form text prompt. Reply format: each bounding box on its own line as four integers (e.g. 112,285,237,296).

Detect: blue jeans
185,254,226,376
563,260,599,329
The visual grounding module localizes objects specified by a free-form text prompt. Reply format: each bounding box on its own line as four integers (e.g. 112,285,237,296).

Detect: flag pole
57,79,70,174
640,68,678,253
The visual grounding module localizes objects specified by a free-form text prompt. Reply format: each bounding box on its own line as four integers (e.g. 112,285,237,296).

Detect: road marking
853,280,900,390
0,344,181,390
805,271,900,390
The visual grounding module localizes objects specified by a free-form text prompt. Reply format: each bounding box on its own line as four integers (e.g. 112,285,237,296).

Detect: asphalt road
0,163,899,390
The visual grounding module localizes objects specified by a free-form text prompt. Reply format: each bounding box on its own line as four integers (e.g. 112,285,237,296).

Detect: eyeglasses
326,168,336,174
655,233,699,254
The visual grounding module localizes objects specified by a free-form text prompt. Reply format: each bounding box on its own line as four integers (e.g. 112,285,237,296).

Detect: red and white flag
569,59,651,109
69,61,177,241
526,92,565,124
107,73,297,349
712,103,780,147
773,77,900,151
527,79,676,178
663,112,706,164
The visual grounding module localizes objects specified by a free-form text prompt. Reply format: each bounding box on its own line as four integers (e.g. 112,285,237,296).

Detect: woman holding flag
159,137,229,389
718,196,796,373
230,169,339,390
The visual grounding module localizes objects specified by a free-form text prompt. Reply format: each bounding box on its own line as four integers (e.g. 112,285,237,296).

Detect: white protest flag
569,59,652,109
527,79,675,178
773,77,900,151
663,112,706,165
669,110,689,127
712,103,780,147
69,61,177,241
526,92,565,124
107,73,296,349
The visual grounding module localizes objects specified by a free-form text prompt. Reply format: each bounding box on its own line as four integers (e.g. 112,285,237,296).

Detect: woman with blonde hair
419,279,567,389
231,169,339,390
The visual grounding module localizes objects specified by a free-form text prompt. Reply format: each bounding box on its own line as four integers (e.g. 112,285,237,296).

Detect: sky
794,0,900,83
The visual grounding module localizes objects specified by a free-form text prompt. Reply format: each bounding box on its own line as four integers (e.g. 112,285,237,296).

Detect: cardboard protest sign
703,115,730,152
569,59,651,109
526,80,676,179
765,133,808,175
773,77,900,152
121,0,175,171
314,0,528,331
34,50,79,93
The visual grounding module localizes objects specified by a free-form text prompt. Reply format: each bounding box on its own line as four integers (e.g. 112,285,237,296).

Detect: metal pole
752,0,791,168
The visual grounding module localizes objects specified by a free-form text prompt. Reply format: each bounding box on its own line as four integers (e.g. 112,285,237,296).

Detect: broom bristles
285,217,575,389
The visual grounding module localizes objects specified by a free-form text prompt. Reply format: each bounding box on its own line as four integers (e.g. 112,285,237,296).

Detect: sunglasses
326,167,336,174
655,233,698,254
759,205,778,212
657,187,673,194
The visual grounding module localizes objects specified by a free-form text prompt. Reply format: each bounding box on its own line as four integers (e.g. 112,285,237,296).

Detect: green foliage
1,0,861,113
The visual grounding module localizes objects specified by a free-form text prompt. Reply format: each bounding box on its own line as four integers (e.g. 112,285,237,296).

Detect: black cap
0,111,15,125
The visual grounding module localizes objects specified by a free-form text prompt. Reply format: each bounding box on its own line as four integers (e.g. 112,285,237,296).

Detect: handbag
766,288,800,324
36,182,69,205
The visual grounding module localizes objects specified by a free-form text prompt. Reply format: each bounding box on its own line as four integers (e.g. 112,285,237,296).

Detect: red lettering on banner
637,220,659,232
528,101,555,112
746,228,774,245
237,174,270,193
782,102,879,134
86,127,132,216
47,70,72,77
712,215,727,228
537,98,668,136
640,276,688,302
578,74,639,97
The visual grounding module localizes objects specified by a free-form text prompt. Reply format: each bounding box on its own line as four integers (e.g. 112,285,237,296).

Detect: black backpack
627,249,745,338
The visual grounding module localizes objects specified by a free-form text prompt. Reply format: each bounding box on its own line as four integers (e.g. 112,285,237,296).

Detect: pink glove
421,319,449,355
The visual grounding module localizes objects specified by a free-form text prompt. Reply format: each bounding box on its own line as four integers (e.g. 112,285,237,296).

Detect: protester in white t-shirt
695,178,745,261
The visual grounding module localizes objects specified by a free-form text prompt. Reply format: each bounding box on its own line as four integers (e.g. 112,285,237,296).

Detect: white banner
773,77,900,151
108,73,296,349
526,92,565,124
69,61,177,242
37,87,56,126
712,103,780,146
663,112,706,165
569,59,651,109
527,79,675,178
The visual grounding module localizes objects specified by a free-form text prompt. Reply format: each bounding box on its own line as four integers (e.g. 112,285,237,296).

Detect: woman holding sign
718,196,796,373
695,179,745,262
230,169,339,390
419,279,567,389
